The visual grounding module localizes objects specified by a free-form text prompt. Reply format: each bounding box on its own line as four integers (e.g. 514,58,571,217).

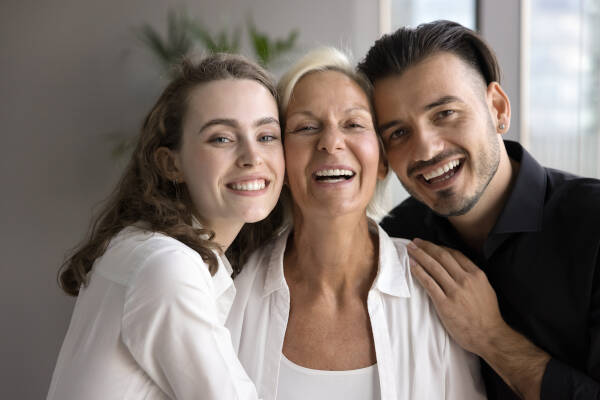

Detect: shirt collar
490,140,547,235
372,222,411,298
262,227,290,297
419,141,548,261
212,252,234,298
261,221,410,298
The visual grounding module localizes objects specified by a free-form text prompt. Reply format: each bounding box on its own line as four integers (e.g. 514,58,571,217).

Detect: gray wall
0,1,378,398
479,0,521,142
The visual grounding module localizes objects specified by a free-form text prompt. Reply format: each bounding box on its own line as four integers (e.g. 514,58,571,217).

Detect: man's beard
403,122,501,217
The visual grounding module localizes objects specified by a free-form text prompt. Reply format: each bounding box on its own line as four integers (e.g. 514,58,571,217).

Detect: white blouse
47,226,258,400
226,223,487,400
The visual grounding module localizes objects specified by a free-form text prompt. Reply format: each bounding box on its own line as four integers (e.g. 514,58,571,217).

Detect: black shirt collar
491,140,547,235
424,140,547,260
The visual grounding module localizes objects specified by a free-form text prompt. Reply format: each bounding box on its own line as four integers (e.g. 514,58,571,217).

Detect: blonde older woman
226,48,486,400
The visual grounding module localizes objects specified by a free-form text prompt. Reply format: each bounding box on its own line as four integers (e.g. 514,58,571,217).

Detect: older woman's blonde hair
278,46,391,221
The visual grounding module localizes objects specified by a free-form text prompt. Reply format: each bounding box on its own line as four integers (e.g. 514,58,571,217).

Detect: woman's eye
259,134,279,142
210,136,232,144
347,122,365,129
291,125,318,133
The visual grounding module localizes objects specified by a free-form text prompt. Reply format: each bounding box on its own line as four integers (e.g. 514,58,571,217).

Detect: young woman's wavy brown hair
59,53,283,296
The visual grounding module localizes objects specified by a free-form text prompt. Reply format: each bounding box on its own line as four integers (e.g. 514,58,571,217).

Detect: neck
284,210,378,297
449,141,518,252
197,216,244,251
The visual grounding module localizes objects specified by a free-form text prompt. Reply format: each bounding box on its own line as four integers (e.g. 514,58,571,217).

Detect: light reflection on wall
528,0,600,177
391,0,476,30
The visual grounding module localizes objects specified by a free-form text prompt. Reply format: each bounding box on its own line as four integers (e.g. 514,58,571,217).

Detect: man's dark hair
357,20,501,86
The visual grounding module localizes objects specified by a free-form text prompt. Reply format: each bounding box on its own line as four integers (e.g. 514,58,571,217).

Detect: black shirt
380,141,600,399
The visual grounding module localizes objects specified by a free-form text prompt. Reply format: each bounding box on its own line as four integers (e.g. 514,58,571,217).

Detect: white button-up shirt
226,223,486,400
48,226,258,400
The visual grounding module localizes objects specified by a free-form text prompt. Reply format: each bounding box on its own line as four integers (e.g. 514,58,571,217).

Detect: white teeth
230,179,266,191
315,169,354,177
423,160,460,181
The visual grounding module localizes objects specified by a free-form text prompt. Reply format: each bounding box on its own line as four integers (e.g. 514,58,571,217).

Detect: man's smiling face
373,51,503,217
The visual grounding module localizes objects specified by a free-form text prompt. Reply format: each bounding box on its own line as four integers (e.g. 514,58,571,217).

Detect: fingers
408,239,465,284
445,247,480,274
408,256,447,303
407,240,458,295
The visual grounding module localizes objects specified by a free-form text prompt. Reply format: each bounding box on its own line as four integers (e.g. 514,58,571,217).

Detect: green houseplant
111,9,299,157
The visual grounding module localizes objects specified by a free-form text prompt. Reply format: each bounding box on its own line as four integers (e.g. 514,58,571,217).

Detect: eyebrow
424,95,464,111
254,117,280,127
377,95,464,132
287,106,370,119
199,117,280,133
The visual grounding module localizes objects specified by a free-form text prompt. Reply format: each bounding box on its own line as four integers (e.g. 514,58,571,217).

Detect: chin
240,208,273,224
430,191,480,217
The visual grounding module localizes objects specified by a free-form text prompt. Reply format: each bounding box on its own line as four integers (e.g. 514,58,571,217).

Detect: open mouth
227,179,269,191
420,159,463,185
314,168,356,183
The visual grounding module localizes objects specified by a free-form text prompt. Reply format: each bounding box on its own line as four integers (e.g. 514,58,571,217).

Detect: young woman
47,54,285,400
226,48,486,400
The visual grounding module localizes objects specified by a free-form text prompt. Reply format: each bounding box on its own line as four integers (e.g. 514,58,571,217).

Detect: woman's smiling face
174,78,285,230
283,70,384,220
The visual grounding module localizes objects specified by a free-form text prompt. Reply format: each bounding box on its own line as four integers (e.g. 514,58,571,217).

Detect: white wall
0,1,379,398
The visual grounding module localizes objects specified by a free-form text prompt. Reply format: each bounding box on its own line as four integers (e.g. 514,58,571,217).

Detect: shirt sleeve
540,250,600,400
121,249,259,400
444,336,487,400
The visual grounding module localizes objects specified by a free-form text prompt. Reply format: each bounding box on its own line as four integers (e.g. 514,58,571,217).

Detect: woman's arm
121,249,259,400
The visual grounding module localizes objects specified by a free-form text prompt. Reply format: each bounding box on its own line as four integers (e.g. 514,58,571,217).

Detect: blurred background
1,0,598,398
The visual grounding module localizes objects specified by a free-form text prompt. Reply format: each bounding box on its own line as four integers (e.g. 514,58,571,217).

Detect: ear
486,82,511,135
154,147,183,183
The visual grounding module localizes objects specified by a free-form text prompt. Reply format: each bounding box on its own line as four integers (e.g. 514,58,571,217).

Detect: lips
419,159,463,185
226,178,269,191
313,167,356,183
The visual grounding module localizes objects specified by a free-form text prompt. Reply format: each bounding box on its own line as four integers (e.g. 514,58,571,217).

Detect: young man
358,20,600,400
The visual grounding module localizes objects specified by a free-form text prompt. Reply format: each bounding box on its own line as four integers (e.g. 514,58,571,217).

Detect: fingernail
413,238,422,245
407,241,417,250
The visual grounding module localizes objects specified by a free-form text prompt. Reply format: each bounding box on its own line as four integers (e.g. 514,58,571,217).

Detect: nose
236,139,263,168
317,124,345,153
411,124,445,163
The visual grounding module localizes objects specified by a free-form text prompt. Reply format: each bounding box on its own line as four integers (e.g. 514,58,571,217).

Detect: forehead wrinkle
345,106,371,115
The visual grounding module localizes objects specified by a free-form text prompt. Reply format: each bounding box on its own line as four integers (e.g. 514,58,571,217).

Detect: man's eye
437,109,455,119
389,128,407,140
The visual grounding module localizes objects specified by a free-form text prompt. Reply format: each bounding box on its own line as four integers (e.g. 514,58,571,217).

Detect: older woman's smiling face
283,70,384,219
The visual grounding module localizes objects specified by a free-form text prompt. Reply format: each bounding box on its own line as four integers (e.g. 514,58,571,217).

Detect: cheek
385,146,408,177
270,146,286,178
357,136,383,171
180,147,218,187
284,139,311,180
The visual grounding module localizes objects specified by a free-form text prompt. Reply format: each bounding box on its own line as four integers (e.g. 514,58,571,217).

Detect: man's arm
407,239,600,400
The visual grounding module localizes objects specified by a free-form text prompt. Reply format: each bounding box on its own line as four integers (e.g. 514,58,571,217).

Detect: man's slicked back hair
357,20,501,86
